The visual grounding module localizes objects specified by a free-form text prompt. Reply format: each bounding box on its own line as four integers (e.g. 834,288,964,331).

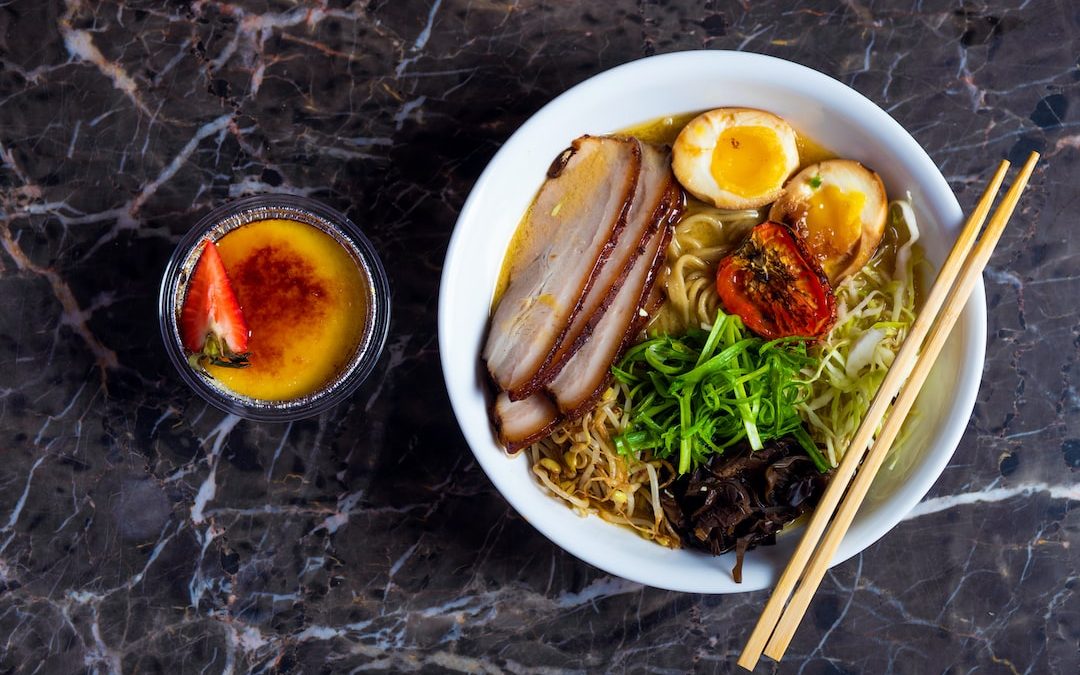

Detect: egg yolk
710,126,786,198
804,184,866,258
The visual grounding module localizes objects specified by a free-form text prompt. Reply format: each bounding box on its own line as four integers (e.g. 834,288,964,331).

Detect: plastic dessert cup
159,194,390,421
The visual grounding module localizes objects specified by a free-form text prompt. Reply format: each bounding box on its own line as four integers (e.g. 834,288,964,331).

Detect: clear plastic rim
158,194,391,422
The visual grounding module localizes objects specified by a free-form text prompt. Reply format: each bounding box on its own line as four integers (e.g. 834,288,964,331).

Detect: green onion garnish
613,310,824,474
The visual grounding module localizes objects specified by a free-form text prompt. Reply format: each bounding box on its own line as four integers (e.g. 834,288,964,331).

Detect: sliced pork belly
546,222,673,419
526,141,681,394
484,136,641,399
493,391,560,454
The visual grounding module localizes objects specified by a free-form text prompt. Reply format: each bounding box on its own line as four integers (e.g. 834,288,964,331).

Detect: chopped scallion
612,309,824,474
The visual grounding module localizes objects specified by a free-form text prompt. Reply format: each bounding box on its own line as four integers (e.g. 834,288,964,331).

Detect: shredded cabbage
798,199,922,467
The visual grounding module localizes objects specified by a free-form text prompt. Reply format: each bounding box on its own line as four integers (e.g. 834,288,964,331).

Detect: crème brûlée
207,218,368,400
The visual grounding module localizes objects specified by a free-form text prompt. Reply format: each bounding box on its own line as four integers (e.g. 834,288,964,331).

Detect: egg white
671,108,800,209
768,159,888,282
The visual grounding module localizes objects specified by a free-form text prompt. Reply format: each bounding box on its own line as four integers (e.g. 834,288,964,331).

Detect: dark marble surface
0,0,1077,673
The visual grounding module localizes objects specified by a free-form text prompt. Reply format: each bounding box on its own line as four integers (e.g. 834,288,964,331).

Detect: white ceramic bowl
438,51,985,593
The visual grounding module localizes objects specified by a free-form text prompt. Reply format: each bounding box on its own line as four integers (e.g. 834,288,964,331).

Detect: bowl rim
438,50,986,592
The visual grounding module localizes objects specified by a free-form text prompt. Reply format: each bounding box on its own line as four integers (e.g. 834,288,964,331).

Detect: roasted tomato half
716,221,837,339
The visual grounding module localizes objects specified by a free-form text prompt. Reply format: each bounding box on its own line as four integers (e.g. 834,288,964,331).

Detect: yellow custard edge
208,218,368,401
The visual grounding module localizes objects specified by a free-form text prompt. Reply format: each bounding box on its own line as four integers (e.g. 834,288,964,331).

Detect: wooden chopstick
737,157,1015,672
761,150,1039,661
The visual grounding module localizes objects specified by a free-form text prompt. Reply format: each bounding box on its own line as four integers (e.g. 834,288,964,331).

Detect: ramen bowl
438,51,985,593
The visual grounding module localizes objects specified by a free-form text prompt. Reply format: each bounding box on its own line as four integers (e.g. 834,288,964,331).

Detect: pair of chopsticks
738,151,1040,670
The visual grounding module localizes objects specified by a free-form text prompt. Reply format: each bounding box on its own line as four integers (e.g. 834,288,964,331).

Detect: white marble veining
0,1,1076,673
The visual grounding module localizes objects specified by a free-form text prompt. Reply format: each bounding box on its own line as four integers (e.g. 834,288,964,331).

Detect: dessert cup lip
159,194,391,422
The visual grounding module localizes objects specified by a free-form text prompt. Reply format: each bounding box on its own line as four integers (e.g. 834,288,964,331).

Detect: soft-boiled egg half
672,108,800,210
768,159,887,283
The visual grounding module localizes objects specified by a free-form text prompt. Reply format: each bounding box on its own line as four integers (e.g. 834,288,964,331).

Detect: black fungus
661,437,830,583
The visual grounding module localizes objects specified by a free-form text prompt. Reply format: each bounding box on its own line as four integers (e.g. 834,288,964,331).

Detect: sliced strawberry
180,238,251,371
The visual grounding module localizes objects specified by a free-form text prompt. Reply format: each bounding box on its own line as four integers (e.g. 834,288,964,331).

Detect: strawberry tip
179,239,252,376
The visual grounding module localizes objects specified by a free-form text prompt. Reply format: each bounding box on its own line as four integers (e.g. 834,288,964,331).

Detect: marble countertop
0,1,1077,673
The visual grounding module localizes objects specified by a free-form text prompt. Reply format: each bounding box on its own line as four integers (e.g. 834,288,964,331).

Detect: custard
208,218,368,400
